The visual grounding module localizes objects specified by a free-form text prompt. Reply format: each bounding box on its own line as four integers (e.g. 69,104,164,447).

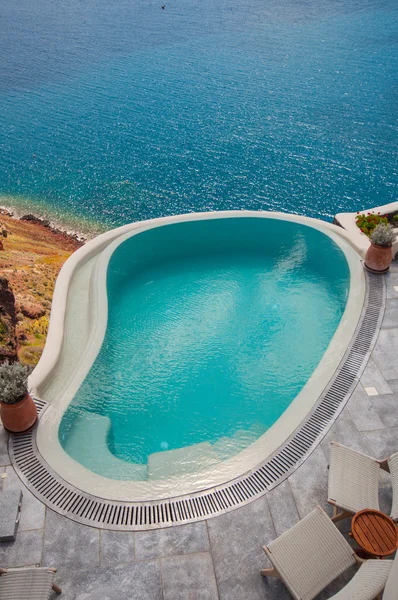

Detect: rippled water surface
0,0,397,231
59,218,349,478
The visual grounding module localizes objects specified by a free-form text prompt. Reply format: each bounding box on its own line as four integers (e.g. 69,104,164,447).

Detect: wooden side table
351,508,398,558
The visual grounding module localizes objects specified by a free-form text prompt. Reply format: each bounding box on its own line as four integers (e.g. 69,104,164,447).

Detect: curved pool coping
31,211,365,501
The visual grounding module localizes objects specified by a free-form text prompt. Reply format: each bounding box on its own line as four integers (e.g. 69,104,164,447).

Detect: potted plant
365,223,396,274
355,212,388,236
0,361,37,432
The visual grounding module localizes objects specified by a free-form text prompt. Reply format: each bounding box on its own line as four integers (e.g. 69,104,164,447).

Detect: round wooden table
351,509,398,558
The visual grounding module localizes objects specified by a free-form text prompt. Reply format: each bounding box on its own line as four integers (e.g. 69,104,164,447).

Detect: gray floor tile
316,566,358,600
43,509,99,569
0,426,10,467
56,560,162,600
288,447,331,518
360,427,398,459
387,379,398,392
100,530,135,566
2,466,45,531
321,409,368,459
260,576,293,599
389,261,398,272
267,480,299,537
386,269,398,298
347,384,385,432
161,552,218,600
369,393,398,428
333,513,353,535
372,328,398,380
207,495,275,600
135,522,209,560
382,298,398,329
0,529,43,566
360,357,393,394
379,481,393,517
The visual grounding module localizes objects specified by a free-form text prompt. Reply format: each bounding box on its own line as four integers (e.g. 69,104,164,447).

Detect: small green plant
392,214,398,227
0,361,30,404
370,223,396,248
355,212,388,236
0,319,7,344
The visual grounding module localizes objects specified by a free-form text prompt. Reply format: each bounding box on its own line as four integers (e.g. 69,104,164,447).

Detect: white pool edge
32,211,366,501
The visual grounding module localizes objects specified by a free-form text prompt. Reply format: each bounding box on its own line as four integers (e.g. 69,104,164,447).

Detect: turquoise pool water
59,218,350,480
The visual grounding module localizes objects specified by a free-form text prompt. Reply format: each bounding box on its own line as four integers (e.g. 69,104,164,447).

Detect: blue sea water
0,0,397,232
59,218,349,478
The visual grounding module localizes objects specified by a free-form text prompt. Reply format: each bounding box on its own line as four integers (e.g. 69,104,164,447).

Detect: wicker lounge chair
383,540,398,600
0,567,61,599
327,441,398,522
261,506,393,600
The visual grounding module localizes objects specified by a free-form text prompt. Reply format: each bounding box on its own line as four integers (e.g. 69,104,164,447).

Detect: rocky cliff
0,211,83,365
0,277,18,362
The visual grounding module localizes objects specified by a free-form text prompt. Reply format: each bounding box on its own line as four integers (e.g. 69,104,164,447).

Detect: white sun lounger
327,441,398,522
261,505,393,600
0,567,62,599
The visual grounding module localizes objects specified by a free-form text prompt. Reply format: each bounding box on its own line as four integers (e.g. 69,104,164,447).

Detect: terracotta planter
365,242,392,274
0,393,38,433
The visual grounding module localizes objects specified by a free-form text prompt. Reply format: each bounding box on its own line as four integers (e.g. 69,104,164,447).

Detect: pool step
147,442,220,480
63,414,266,481
63,412,147,480
212,422,266,460
247,421,267,437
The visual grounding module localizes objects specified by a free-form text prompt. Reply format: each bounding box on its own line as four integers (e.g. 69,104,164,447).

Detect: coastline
0,205,88,245
0,194,109,242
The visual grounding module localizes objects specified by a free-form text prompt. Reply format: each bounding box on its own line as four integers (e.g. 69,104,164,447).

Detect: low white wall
29,220,147,395
335,200,398,260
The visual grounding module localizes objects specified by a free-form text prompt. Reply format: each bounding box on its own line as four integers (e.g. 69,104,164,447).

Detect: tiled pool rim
29,212,365,500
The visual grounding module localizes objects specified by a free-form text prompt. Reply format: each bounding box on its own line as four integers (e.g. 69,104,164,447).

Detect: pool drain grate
9,273,385,530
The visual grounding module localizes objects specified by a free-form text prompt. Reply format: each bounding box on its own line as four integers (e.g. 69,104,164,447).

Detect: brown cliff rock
0,277,18,363
16,295,46,319
0,212,84,364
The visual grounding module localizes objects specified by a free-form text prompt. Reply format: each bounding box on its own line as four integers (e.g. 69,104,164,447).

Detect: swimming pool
33,212,365,500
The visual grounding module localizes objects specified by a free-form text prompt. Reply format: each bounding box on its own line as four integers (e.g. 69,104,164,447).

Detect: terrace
0,262,397,600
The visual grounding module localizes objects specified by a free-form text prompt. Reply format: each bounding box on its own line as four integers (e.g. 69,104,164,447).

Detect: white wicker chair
261,506,393,600
0,567,61,599
327,441,398,522
388,452,398,521
328,559,394,600
383,541,398,600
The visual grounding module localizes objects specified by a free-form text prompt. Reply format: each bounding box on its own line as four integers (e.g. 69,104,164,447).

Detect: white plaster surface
335,200,398,259
364,387,379,396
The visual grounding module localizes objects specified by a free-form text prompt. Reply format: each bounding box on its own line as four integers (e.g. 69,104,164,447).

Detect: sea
0,0,397,235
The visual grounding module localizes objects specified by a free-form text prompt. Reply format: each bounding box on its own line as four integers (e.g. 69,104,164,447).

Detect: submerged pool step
147,423,267,479
147,442,220,480
64,412,147,480
212,422,266,460
64,414,266,482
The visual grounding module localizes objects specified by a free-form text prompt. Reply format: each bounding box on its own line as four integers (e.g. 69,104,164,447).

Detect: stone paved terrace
0,262,397,600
